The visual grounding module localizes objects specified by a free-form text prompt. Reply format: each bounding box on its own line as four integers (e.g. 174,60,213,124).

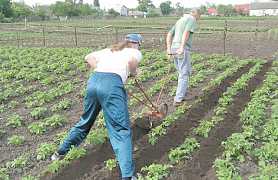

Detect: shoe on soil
51,152,64,161
173,101,183,107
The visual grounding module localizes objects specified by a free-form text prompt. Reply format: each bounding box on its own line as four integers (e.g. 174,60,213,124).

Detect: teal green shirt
169,14,197,50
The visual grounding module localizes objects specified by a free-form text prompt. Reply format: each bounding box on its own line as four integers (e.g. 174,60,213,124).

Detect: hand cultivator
128,63,172,130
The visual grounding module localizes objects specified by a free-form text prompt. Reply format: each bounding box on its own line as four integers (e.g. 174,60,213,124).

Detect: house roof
235,4,250,10
207,8,217,14
250,1,278,10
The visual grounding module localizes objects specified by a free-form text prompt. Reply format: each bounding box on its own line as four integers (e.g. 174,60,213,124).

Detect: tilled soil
193,32,278,59
167,61,272,180
144,31,278,60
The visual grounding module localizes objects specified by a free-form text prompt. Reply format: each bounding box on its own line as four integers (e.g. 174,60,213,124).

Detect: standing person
166,9,201,106
51,34,143,180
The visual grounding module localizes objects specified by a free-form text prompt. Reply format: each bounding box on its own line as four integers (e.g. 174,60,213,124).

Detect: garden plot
0,47,276,180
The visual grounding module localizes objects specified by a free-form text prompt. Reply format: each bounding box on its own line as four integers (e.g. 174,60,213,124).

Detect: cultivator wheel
135,103,168,130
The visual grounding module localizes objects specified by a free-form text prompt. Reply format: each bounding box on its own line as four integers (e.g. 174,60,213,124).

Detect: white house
250,1,278,16
128,10,145,18
120,5,129,16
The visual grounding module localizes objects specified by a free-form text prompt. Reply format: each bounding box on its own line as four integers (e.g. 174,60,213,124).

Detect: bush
147,9,160,17
0,12,4,21
0,17,13,23
107,8,120,17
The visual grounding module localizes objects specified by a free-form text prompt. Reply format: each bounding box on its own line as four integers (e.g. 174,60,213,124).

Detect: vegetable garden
0,47,277,180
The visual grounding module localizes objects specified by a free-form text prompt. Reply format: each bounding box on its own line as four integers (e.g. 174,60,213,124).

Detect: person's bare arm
166,32,173,54
85,54,98,70
128,57,139,76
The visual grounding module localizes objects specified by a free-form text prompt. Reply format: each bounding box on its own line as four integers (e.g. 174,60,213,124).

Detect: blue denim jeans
58,72,134,178
171,48,192,102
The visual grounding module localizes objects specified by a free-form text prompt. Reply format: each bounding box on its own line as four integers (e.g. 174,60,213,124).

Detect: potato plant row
138,60,266,179
214,60,278,180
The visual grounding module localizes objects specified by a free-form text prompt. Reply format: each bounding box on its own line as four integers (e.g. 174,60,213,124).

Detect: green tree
107,8,119,17
137,0,154,12
50,2,67,17
147,8,160,17
65,0,74,4
12,2,32,18
78,4,94,16
33,5,49,20
160,1,171,16
0,11,4,20
94,0,100,7
50,1,79,17
0,0,13,17
217,4,236,16
200,5,207,15
174,2,184,16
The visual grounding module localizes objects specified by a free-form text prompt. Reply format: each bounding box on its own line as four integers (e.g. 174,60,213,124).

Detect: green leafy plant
51,99,72,112
222,133,252,162
45,114,66,128
0,168,9,180
85,128,108,145
105,159,117,171
139,164,172,180
54,131,67,145
0,105,5,113
28,122,46,135
21,175,38,180
30,107,48,119
249,163,278,180
8,100,19,108
6,114,22,128
253,140,278,163
213,158,241,180
7,135,25,146
168,138,200,164
36,143,57,160
45,160,65,174
6,155,28,169
194,120,214,138
64,147,86,161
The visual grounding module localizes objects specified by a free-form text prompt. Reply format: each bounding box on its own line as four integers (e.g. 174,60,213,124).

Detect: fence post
115,27,119,43
223,20,228,56
16,32,20,48
74,26,78,47
42,26,46,47
255,18,259,40
24,16,27,30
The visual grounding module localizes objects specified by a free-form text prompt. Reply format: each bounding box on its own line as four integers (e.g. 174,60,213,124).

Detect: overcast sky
15,0,254,8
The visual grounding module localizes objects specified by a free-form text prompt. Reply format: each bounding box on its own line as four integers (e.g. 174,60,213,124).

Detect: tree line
0,0,248,22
